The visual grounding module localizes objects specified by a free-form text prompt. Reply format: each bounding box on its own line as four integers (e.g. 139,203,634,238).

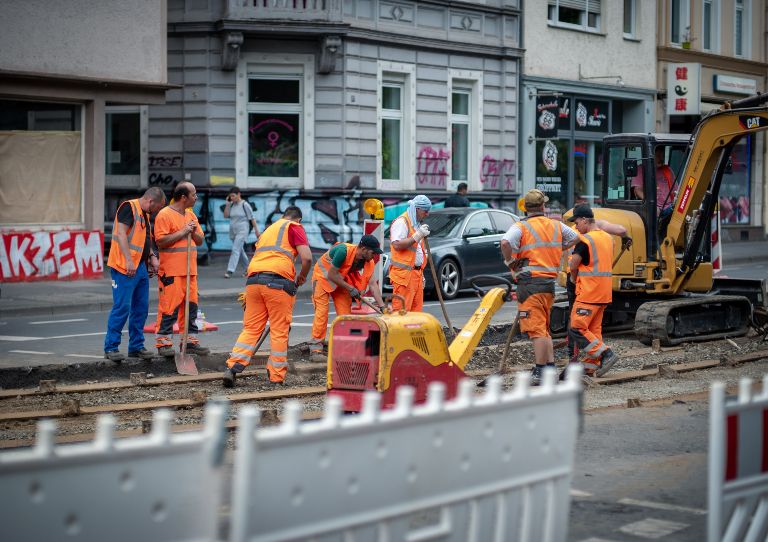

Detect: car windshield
423,213,464,238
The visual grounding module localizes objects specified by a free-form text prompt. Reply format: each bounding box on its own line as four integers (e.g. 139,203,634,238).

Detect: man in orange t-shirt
154,182,209,358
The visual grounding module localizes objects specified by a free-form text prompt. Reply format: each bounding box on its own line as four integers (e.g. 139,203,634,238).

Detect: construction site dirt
1,326,766,449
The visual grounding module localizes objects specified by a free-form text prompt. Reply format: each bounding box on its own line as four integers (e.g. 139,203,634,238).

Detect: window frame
448,69,483,192
702,0,721,53
669,0,691,46
734,0,751,58
235,53,315,189
547,0,602,33
380,82,404,184
377,61,416,191
105,105,147,189
623,0,636,39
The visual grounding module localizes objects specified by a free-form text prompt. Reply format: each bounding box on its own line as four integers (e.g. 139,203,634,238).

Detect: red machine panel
329,320,380,392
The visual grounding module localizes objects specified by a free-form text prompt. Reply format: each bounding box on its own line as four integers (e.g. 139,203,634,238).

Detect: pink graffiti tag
416,146,450,189
480,155,516,190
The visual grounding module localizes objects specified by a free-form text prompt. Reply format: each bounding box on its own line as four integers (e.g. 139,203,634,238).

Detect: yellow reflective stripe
391,261,414,270
229,352,251,362
234,342,256,353
128,243,144,252
268,359,289,367
522,265,559,273
580,233,612,276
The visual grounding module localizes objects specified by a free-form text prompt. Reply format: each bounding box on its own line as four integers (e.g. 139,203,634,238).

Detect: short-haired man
567,204,620,377
308,235,387,362
389,195,432,312
154,182,209,358
223,206,313,387
500,189,579,385
104,187,166,362
444,182,470,208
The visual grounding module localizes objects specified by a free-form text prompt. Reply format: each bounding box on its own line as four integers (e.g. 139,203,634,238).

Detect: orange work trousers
568,300,608,373
226,283,295,383
518,292,554,339
391,271,424,312
310,281,353,353
155,274,199,347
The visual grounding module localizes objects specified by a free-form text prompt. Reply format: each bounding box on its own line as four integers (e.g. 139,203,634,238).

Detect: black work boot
530,364,544,386
128,348,154,360
596,349,619,377
104,351,125,363
222,362,246,388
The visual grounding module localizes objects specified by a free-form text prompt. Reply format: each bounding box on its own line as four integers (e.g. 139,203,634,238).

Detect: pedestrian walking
223,206,312,387
566,205,620,377
104,187,166,362
308,235,387,362
154,182,210,358
443,182,471,208
389,195,432,312
500,189,579,385
223,186,259,278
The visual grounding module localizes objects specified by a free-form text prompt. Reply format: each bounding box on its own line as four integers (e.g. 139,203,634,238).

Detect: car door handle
493,242,500,247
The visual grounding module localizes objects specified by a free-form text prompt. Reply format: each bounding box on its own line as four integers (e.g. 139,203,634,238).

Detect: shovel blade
174,353,198,375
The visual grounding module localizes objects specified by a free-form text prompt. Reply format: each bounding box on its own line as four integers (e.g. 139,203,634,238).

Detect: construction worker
154,182,210,358
104,187,166,362
308,235,387,362
223,206,312,388
565,217,631,363
500,189,579,386
566,204,620,377
389,195,432,312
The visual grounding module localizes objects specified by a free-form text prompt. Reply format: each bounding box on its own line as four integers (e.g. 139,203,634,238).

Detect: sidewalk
1,240,767,318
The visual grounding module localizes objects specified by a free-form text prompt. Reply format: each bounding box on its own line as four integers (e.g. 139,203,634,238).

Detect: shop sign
667,63,701,116
714,75,758,96
535,95,559,139
574,100,609,132
558,98,571,130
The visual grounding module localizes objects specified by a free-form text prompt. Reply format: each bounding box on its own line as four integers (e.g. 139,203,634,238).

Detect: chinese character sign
667,63,701,116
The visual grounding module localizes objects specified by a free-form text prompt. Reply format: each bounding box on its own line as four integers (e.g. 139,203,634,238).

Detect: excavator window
606,144,643,200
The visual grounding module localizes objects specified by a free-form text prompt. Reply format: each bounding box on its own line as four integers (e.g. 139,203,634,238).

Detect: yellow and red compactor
326,279,513,411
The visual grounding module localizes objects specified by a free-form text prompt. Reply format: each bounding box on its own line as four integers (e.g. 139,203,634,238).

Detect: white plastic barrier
231,368,582,542
0,402,228,542
709,377,768,542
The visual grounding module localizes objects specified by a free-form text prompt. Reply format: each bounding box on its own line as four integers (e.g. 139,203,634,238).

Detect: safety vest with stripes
313,243,375,293
247,218,299,280
107,199,148,275
513,215,563,279
389,211,423,286
575,229,614,304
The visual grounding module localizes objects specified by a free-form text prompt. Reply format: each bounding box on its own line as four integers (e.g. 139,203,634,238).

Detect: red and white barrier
0,230,103,282
709,377,768,541
712,208,723,274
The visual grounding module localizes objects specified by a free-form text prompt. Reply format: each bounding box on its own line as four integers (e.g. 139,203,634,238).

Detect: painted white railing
225,0,343,22
0,403,229,542
230,368,582,542
709,376,768,542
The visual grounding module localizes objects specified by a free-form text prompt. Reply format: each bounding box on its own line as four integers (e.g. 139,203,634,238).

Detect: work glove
621,235,633,250
348,286,361,300
412,224,431,243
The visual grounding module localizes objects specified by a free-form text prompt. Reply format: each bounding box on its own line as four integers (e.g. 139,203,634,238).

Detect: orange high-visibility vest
575,229,614,304
107,199,148,275
514,215,563,278
389,211,423,286
248,218,299,280
313,243,375,293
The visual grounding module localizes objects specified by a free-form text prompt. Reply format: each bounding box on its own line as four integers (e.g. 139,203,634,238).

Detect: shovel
478,313,521,387
175,234,198,375
424,237,455,340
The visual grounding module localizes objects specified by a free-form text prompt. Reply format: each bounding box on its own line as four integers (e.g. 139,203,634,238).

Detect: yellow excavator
554,93,768,345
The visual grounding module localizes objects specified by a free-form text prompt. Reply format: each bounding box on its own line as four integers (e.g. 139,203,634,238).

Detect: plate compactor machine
326,278,513,412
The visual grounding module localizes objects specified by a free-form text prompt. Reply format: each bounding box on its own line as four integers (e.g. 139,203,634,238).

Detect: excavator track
634,295,753,346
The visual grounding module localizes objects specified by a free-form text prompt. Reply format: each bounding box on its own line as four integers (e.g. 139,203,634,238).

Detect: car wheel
436,258,461,300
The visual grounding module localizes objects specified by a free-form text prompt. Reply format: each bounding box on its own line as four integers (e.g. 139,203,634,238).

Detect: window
623,0,636,38
235,54,314,188
702,0,721,52
463,212,494,238
451,91,470,183
547,0,601,32
377,61,415,190
490,211,516,234
606,144,642,200
381,84,402,182
670,0,690,45
734,0,750,58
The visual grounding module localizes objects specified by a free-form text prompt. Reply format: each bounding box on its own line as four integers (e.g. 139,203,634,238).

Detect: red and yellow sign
677,176,696,213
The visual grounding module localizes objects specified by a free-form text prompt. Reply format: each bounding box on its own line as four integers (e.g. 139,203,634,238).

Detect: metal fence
709,376,768,542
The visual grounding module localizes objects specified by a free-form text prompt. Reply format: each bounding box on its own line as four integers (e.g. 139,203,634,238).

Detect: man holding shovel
308,235,387,362
389,195,432,312
154,182,210,358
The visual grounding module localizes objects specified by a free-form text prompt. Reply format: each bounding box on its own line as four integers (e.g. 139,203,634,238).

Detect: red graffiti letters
0,230,103,282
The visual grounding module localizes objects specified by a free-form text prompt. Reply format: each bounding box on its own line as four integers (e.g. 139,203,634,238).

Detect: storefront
521,78,655,218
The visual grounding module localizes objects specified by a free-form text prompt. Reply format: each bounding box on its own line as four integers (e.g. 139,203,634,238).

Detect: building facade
656,0,767,240
114,0,523,251
520,0,657,218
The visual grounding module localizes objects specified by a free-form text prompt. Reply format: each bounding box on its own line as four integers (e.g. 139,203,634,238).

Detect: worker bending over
223,206,312,388
389,195,432,312
154,182,209,358
309,235,387,362
501,189,578,386
566,205,619,377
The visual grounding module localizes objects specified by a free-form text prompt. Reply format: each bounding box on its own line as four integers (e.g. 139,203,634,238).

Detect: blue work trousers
104,263,149,353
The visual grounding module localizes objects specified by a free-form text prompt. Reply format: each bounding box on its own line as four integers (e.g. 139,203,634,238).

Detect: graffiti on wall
416,146,450,189
148,154,182,187
0,230,104,282
480,155,515,191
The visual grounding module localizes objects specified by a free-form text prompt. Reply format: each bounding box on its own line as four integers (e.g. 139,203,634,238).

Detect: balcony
225,0,343,23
